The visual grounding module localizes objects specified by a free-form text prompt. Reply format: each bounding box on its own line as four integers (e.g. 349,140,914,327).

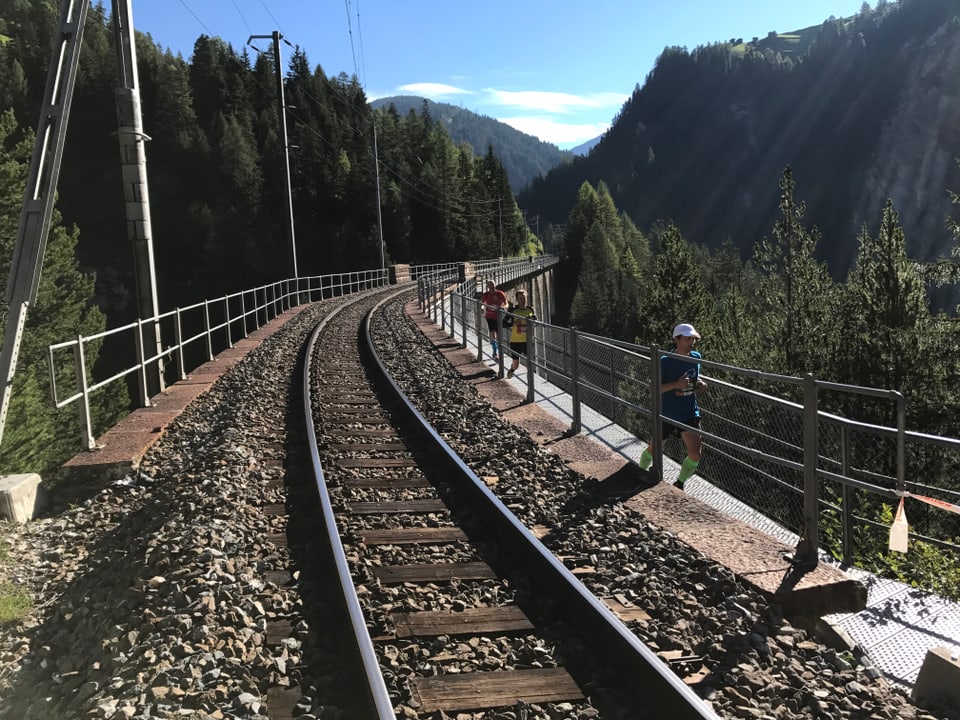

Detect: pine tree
839,200,943,424
568,182,628,335
751,168,837,376
641,223,711,346
570,223,619,335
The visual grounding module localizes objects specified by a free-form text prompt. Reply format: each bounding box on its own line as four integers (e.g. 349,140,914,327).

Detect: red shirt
481,289,507,319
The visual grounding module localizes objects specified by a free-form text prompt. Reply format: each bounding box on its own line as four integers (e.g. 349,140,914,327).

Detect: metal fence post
793,373,820,570
441,286,447,333
525,321,535,403
174,307,186,381
476,301,484,363
448,289,456,340
240,292,248,337
570,327,581,434
204,300,213,361
460,293,467,349
496,308,505,375
651,344,663,483
74,335,96,450
896,392,906,496
135,318,151,407
840,425,853,565
225,296,233,348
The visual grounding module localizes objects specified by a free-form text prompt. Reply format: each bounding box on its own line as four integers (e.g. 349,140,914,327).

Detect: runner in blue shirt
639,323,708,490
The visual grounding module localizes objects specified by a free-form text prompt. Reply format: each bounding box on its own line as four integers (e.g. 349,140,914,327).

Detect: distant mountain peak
371,95,573,191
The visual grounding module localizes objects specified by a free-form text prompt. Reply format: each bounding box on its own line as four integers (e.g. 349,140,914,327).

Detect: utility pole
113,0,164,400
373,122,385,270
248,31,298,278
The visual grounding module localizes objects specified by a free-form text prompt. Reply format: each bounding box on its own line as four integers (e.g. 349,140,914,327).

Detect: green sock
678,456,699,484
639,449,652,470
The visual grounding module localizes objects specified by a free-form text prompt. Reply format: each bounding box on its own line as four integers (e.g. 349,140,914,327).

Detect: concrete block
912,646,960,715
813,617,858,653
0,473,47,523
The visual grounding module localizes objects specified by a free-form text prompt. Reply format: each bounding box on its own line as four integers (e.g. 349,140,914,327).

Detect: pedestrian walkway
472,340,960,691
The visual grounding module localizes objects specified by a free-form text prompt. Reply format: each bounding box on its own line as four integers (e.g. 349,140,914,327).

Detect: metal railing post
570,327,581,434
174,307,186,381
525,322,535,404
793,373,820,570
896,392,906,496
447,289,456,340
476,303,485,363
204,300,213,361
135,318,151,407
460,293,467,349
241,292,248,337
225,296,233,348
441,286,447,334
74,335,96,450
651,344,663,483
840,425,853,565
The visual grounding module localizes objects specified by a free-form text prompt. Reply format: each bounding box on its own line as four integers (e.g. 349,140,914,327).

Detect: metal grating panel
834,601,918,647
862,627,936,686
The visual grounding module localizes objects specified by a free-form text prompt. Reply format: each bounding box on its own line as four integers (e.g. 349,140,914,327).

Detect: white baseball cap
673,323,701,339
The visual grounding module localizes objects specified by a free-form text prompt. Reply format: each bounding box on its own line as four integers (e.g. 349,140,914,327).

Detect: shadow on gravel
460,368,499,381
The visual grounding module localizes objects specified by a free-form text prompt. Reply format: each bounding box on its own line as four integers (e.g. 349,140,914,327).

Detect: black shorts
510,341,527,356
486,317,499,334
662,416,700,438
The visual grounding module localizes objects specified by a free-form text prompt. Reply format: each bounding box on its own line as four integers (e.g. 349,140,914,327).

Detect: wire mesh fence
427,276,960,583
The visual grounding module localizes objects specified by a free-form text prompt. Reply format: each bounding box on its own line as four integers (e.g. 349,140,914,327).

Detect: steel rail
301,288,398,720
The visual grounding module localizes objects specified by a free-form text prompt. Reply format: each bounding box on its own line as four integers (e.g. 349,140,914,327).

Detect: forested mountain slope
371,96,572,191
518,0,960,277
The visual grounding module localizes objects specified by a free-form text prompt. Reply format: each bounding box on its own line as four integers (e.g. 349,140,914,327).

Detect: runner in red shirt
481,280,507,359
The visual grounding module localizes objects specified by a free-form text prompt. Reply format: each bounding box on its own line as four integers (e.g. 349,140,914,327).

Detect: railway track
301,287,717,719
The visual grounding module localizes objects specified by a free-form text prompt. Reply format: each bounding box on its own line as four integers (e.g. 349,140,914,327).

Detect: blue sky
137,1,870,149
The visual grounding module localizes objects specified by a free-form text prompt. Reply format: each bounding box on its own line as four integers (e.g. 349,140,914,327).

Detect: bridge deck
55,297,960,691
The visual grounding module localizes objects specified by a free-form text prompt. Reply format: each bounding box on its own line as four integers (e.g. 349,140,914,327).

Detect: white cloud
397,82,475,98
498,116,609,147
485,89,628,114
